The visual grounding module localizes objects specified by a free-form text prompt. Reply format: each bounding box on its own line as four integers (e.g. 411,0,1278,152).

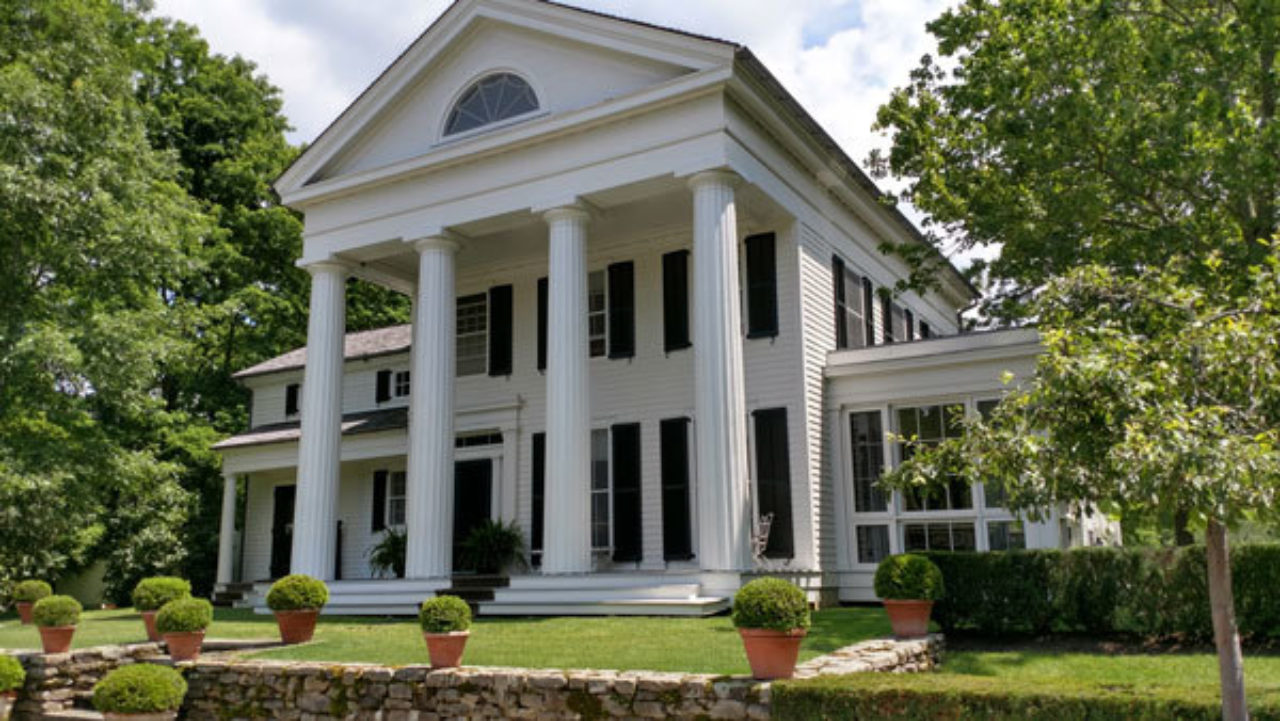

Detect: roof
212,408,409,451
825,328,1040,379
233,324,411,380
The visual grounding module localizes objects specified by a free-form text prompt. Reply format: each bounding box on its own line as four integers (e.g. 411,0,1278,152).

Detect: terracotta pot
738,628,807,681
1,690,17,721
423,631,469,668
37,625,75,654
883,599,933,639
14,603,32,625
163,630,205,661
102,712,178,721
140,610,160,642
274,609,319,644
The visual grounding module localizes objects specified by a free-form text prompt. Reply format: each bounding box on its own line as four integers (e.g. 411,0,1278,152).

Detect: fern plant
459,520,527,575
368,528,406,579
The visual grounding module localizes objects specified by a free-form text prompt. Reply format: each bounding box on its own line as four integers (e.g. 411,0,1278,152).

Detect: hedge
919,544,1280,640
772,673,1280,720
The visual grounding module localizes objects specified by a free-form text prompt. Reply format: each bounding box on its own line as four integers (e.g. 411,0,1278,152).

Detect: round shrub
419,596,472,633
92,664,187,714
731,577,811,631
12,580,52,604
155,598,212,634
132,577,191,612
0,655,25,693
31,595,81,628
266,574,329,611
874,554,945,601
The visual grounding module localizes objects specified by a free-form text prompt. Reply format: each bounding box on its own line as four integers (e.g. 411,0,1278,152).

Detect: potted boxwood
419,595,471,668
11,581,51,625
874,553,945,638
0,655,26,720
131,578,191,643
154,597,212,662
92,664,187,721
731,577,811,680
266,574,328,644
31,595,81,654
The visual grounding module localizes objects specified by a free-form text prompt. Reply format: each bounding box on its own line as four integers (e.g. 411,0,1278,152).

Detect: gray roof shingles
233,324,411,380
213,407,408,451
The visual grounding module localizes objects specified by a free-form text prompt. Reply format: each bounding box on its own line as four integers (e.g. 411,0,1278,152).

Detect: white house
212,0,1111,615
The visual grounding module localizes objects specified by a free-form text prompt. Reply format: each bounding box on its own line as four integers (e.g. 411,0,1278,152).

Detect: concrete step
478,597,730,617
38,710,103,721
490,583,702,603
503,573,701,591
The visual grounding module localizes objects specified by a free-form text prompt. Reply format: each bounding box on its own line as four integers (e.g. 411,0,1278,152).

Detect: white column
292,261,348,579
404,236,459,580
542,205,593,575
216,472,238,585
690,170,753,572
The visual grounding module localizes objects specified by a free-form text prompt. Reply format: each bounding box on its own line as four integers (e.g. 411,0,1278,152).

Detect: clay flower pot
37,626,75,654
274,609,319,644
1,690,17,721
163,630,205,661
738,628,807,680
423,631,469,668
883,599,933,639
140,611,160,642
102,713,178,721
14,604,32,626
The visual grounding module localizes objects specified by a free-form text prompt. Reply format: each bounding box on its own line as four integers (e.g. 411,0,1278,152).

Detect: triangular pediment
277,0,735,197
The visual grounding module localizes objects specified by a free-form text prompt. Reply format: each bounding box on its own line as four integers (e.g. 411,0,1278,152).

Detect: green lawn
944,648,1280,692
0,607,890,675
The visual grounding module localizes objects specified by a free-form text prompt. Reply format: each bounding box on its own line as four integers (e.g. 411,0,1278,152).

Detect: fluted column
404,236,459,580
542,205,592,574
690,170,753,572
216,472,238,585
292,261,348,579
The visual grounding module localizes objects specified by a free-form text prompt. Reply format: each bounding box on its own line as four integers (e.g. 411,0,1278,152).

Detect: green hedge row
772,673,1280,720
918,544,1280,639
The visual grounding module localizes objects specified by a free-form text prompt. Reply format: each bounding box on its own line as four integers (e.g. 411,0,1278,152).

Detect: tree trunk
1206,519,1248,721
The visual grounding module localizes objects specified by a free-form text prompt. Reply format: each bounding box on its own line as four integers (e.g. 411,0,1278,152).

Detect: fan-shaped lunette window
444,73,539,136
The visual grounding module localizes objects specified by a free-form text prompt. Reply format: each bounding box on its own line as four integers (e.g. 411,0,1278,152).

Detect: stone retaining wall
12,643,164,717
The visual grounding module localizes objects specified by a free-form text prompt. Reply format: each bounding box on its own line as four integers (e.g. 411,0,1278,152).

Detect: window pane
457,294,487,376
588,270,607,358
849,412,887,513
948,477,974,510
904,524,927,552
928,523,951,551
391,472,406,497
856,525,890,564
395,371,411,397
444,73,539,136
984,480,1008,508
591,429,610,550
917,406,942,442
988,521,1026,551
951,523,976,551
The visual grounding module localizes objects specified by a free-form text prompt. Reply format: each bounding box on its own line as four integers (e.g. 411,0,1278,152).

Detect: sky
147,0,951,172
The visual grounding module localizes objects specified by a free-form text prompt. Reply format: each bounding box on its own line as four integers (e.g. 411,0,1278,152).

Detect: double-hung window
832,257,867,349
456,293,488,376
394,371,411,397
588,271,608,358
903,521,976,551
386,471,407,528
897,404,972,510
590,429,611,549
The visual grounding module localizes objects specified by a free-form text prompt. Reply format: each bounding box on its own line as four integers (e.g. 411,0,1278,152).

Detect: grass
0,606,890,675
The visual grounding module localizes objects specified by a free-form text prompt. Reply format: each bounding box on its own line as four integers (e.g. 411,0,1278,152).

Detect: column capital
542,203,592,226
688,169,742,193
410,233,462,255
300,259,352,278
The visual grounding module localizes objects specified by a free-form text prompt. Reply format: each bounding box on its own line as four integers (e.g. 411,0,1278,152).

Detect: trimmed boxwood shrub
155,598,213,634
873,554,944,601
31,595,81,628
12,580,52,604
132,577,191,612
731,577,811,632
0,655,25,693
419,595,472,633
772,672,1280,720
92,664,187,714
266,574,329,611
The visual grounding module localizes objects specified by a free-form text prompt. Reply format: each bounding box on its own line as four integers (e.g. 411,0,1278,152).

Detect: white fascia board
825,329,1041,379
275,0,734,198
281,66,733,209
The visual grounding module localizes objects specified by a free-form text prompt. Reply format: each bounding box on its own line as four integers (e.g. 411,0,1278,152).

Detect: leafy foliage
731,578,811,631
873,554,944,601
12,581,52,604
266,575,329,611
419,596,472,634
368,528,406,579
91,664,187,714
0,655,25,693
459,520,528,575
32,596,82,628
155,597,212,634
772,672,1280,720
131,577,191,612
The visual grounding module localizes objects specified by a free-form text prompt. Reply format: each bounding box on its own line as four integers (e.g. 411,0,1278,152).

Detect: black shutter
371,470,388,532
537,277,548,371
531,433,545,563
745,233,778,338
862,279,876,346
832,256,848,349
375,371,391,403
607,261,635,359
611,423,642,562
660,417,693,561
488,284,513,376
753,408,794,559
920,321,932,339
882,297,897,345
904,309,915,341
285,383,300,416
662,250,691,352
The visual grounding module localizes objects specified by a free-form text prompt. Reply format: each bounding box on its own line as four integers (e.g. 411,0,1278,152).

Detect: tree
883,253,1280,719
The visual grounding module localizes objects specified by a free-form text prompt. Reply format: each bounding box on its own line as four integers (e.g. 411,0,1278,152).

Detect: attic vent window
444,73,539,136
